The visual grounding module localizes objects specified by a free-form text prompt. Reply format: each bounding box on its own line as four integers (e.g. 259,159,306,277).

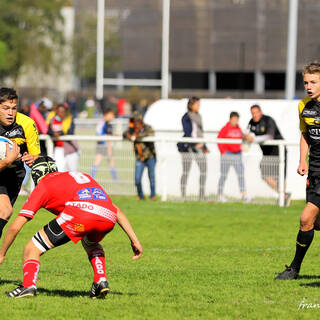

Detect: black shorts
260,151,287,180
0,166,25,206
306,171,320,208
43,219,71,247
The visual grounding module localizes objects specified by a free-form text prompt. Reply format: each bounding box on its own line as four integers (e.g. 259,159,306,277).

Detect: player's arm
0,142,21,172
0,216,30,264
116,206,143,260
136,125,155,139
298,102,309,176
297,132,309,176
23,121,41,167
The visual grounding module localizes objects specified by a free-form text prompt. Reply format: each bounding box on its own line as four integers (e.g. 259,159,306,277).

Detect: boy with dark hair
0,87,40,239
217,111,248,202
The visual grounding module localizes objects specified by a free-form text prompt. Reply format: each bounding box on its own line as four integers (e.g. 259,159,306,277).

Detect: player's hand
21,152,36,167
0,254,5,265
297,161,308,176
5,142,21,164
131,241,143,260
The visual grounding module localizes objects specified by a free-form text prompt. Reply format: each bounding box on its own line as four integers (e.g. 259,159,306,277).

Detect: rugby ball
0,136,13,160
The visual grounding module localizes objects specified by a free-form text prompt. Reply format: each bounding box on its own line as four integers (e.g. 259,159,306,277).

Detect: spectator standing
117,98,126,117
123,112,156,200
66,94,78,118
243,104,290,205
177,97,208,200
217,112,248,202
91,109,118,181
48,104,79,171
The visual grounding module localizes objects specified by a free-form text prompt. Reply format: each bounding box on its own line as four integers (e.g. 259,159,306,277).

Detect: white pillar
161,0,170,99
285,0,299,100
209,71,217,94
278,143,286,207
96,0,105,100
117,72,124,91
254,71,265,95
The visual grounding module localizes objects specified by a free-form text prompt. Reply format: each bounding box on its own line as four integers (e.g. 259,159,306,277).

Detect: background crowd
17,94,289,205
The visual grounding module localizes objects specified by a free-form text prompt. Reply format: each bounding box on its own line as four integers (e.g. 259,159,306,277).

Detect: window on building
264,73,285,90
171,72,209,90
216,72,254,90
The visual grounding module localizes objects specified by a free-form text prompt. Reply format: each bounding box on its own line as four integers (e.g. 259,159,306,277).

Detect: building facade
76,0,320,98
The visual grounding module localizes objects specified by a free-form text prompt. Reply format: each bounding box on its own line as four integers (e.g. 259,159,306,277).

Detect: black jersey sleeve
265,116,276,139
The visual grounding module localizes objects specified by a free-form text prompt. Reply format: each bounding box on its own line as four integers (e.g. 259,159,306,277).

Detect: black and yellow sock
0,218,8,238
290,229,314,272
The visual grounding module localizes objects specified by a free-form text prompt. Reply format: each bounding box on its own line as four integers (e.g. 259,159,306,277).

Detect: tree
0,0,67,84
73,12,120,83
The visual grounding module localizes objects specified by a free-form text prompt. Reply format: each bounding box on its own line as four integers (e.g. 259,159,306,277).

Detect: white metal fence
39,134,300,206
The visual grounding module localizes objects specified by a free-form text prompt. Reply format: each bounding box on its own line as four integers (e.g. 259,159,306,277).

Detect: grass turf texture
0,197,319,319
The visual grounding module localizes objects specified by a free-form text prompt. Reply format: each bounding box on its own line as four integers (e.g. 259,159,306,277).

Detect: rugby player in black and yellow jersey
0,88,40,240
275,62,320,280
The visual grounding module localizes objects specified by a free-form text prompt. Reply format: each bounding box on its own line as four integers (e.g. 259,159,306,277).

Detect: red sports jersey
19,171,117,243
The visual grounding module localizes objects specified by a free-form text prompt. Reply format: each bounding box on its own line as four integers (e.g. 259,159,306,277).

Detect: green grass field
1,197,320,319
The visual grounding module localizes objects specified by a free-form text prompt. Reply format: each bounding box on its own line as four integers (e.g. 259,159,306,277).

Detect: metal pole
278,143,285,207
161,0,170,99
160,139,168,201
285,0,299,100
96,0,105,100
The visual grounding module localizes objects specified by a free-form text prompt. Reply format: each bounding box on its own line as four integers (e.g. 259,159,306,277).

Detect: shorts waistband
65,201,117,224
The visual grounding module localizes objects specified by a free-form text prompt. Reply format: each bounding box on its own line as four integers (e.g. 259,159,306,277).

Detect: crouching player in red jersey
0,156,143,298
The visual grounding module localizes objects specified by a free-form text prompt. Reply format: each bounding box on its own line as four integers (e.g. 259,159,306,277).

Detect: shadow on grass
300,282,320,288
37,287,138,298
298,275,320,280
0,280,138,297
0,279,21,286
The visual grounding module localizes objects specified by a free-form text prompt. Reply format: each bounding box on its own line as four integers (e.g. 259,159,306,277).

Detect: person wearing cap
123,111,156,200
0,156,143,298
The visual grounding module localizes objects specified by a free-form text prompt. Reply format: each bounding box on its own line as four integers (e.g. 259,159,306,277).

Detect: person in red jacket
217,112,249,202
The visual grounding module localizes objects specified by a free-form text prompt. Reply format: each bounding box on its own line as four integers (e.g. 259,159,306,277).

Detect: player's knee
30,231,53,254
82,236,104,254
300,216,314,230
0,206,13,220
23,238,41,260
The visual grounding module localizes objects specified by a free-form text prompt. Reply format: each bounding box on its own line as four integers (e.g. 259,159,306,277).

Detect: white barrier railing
39,134,299,206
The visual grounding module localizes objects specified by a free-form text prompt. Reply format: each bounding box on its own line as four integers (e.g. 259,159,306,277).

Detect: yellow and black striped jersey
0,112,40,156
299,97,320,171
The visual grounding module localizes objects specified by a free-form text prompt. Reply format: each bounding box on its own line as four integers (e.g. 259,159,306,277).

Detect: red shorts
56,202,117,243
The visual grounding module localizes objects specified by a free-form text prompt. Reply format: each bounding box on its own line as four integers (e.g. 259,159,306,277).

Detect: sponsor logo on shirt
302,109,317,117
78,188,92,200
91,187,108,200
74,223,85,232
65,201,117,224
